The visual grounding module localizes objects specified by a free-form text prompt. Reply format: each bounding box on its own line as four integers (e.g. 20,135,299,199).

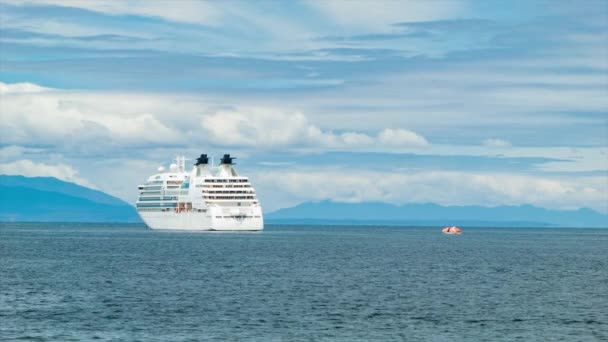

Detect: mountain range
266,201,608,227
0,175,140,222
1,175,606,227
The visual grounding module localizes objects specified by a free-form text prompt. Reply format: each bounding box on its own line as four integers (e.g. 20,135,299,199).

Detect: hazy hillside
0,175,140,223
2,175,606,227
266,201,608,227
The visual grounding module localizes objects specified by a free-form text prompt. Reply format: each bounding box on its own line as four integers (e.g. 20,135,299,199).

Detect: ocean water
1,223,607,341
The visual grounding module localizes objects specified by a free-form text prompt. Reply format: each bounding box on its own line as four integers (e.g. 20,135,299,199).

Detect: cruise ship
136,154,263,231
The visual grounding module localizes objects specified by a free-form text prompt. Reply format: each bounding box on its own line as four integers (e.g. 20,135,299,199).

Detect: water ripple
1,223,607,341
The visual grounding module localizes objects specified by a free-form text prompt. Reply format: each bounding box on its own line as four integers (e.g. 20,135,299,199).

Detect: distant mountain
266,201,608,227
0,175,141,223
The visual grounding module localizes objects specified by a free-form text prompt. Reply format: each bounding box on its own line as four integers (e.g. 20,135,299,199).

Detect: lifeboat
442,226,462,234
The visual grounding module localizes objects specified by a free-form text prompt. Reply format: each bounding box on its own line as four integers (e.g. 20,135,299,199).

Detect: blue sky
0,0,606,212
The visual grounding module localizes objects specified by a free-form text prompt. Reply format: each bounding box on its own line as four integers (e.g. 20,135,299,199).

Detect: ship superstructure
136,154,263,231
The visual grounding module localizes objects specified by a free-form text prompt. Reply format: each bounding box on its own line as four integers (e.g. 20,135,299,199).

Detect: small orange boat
442,226,462,235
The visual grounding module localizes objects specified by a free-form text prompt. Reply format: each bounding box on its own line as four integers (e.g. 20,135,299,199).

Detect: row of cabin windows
203,190,254,194
138,196,178,201
204,179,248,183
141,185,162,190
136,203,178,208
204,196,255,200
163,190,189,195
143,180,181,186
215,215,262,218
137,208,169,212
138,207,202,212
139,190,162,195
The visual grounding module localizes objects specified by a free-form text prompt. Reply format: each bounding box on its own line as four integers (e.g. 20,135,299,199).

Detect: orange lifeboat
442,226,462,235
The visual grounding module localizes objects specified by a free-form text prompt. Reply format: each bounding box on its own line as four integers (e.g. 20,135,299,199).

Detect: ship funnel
217,154,238,177
195,154,209,165
194,153,211,177
220,154,236,165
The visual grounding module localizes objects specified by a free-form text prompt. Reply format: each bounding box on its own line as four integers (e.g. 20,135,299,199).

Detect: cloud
1,2,606,218
1,7,605,152
254,169,607,213
201,107,428,149
1,82,604,173
6,0,222,25
0,82,53,94
201,109,315,147
305,0,464,31
0,159,95,188
0,83,182,148
0,82,429,153
482,138,512,148
378,128,429,147
0,145,45,160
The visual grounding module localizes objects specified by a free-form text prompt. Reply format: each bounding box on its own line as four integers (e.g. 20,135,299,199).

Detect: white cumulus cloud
254,169,607,213
0,83,182,147
0,159,95,188
378,128,429,147
1,83,427,152
0,82,54,94
201,106,428,149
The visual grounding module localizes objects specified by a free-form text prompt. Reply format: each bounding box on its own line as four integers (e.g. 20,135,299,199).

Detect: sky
0,0,607,213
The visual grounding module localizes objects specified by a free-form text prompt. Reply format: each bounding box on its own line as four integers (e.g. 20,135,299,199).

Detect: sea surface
1,223,607,341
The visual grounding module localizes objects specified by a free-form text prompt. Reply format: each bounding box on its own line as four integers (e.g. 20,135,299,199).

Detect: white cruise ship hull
136,154,264,231
139,210,263,231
